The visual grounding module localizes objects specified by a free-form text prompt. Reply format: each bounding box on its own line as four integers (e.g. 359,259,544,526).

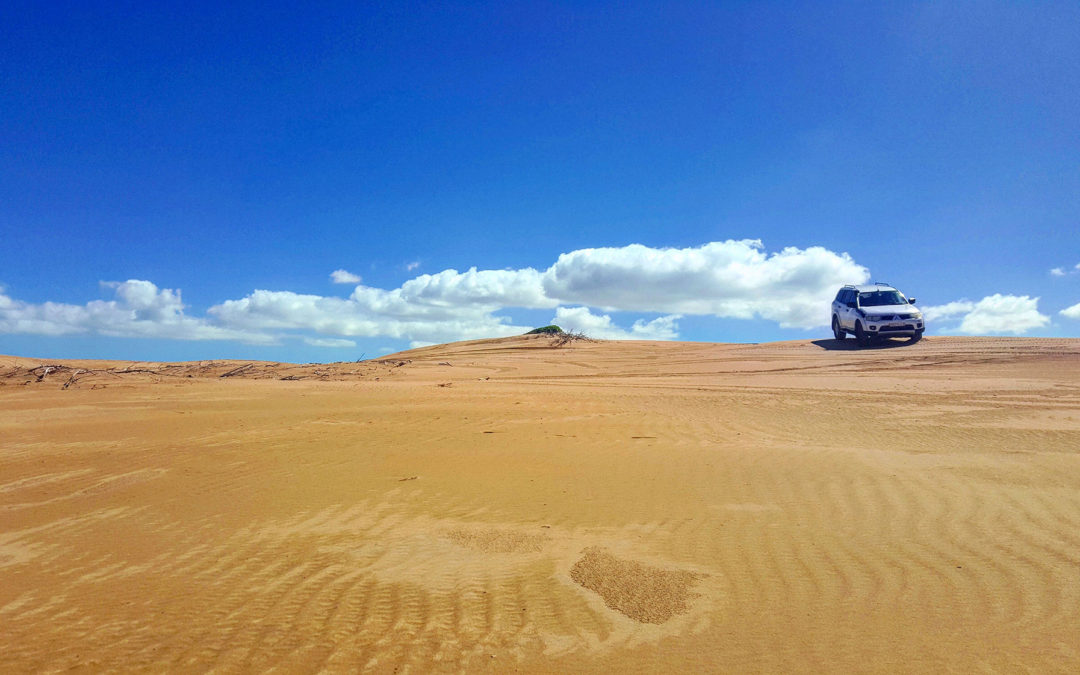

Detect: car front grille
870,314,916,321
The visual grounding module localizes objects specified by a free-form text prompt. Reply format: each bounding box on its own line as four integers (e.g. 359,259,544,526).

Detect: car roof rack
840,282,899,293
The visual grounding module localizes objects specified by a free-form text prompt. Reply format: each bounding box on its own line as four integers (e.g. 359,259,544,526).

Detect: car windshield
859,290,907,307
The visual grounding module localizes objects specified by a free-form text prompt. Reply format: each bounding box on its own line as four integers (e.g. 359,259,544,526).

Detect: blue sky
2,1,1079,362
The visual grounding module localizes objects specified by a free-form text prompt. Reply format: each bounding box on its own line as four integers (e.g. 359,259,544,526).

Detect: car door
838,290,854,329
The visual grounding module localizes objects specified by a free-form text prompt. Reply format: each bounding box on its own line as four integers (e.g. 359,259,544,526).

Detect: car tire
832,316,846,340
910,329,923,343
855,321,870,348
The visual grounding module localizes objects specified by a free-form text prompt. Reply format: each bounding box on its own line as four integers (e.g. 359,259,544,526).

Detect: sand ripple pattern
0,495,718,672
2,336,1080,671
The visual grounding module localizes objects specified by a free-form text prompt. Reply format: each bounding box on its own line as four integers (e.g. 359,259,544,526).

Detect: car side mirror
908,297,916,304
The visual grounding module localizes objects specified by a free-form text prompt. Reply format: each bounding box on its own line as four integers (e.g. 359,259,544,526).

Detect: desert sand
1,335,1079,672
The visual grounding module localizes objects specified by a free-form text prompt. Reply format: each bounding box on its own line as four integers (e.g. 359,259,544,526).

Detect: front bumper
867,321,924,337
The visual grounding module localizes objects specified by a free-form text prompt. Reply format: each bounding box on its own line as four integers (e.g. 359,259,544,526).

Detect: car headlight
864,315,889,322
910,312,922,320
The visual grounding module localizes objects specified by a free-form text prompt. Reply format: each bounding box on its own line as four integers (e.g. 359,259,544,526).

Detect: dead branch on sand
549,330,593,347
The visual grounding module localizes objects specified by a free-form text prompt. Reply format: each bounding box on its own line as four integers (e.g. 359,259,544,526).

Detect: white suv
831,283,924,347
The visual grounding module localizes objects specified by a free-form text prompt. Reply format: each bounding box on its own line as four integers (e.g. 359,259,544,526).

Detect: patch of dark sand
570,547,704,624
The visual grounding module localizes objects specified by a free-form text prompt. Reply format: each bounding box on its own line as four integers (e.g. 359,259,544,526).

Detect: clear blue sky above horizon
3,1,1079,362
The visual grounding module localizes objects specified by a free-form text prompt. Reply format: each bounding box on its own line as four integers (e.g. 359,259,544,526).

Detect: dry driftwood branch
30,365,70,381
220,364,255,378
550,330,593,347
62,369,88,390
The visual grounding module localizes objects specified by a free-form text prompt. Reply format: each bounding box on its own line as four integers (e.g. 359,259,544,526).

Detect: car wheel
855,321,870,347
832,316,846,340
910,329,923,343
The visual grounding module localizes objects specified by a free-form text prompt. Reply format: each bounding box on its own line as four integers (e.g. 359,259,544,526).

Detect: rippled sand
2,335,1079,672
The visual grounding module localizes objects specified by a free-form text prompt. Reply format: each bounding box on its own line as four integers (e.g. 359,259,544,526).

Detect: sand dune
2,335,1079,671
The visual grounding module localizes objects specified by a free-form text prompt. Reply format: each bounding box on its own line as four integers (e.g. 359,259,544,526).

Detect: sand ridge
2,335,1080,671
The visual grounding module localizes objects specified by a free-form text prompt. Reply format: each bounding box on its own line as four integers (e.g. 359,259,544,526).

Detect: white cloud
922,300,976,322
0,280,271,343
405,261,420,272
960,295,1049,334
206,241,863,344
542,240,867,328
330,269,362,284
1061,302,1080,320
1049,263,1080,277
208,288,529,345
389,267,554,310
0,240,873,347
552,306,681,340
923,294,1050,334
303,337,357,348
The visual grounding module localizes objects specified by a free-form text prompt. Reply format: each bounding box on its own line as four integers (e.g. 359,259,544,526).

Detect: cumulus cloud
1050,267,1067,277
208,288,530,345
389,267,554,310
960,295,1050,334
542,240,867,328
922,300,976,323
922,294,1050,334
552,306,681,340
0,240,873,347
0,280,271,343
405,261,420,271
207,241,863,342
330,269,362,284
1061,302,1080,320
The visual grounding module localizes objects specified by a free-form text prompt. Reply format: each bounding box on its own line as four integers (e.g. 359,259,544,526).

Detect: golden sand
1,335,1079,671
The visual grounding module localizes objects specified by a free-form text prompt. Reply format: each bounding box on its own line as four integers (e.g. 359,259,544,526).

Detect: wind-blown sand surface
2,335,1079,672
